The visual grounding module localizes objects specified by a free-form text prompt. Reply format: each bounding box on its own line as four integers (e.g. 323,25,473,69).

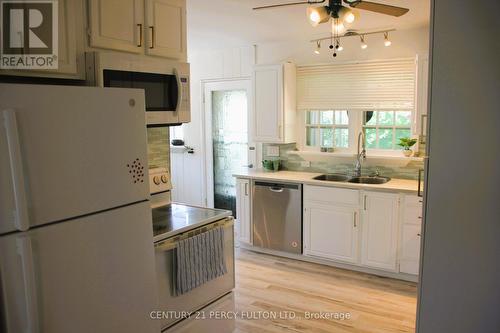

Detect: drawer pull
417,233,421,237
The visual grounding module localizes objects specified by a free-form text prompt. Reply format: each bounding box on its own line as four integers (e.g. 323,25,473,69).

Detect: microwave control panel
179,76,190,110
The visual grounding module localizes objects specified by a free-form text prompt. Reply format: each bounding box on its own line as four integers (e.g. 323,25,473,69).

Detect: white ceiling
187,0,430,50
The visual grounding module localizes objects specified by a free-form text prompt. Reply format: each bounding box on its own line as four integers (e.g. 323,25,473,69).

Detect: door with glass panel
204,80,254,213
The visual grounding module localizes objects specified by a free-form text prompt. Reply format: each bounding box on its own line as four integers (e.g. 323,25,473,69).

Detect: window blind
297,58,416,111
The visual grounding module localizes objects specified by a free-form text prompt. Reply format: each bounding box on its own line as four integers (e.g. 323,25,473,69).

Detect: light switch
266,146,280,157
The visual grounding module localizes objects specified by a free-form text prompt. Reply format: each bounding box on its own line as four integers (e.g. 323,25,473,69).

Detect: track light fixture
310,29,395,61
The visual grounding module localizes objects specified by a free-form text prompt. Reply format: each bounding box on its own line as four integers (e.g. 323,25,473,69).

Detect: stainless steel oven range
151,204,235,331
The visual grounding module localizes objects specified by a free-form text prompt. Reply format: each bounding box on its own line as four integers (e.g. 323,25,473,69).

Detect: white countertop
233,169,421,194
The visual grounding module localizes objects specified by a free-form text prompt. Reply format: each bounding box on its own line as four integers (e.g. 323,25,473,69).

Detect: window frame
362,110,413,153
302,109,352,152
299,109,414,156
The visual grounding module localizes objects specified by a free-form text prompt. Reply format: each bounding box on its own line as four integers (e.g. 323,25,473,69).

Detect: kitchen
0,1,499,333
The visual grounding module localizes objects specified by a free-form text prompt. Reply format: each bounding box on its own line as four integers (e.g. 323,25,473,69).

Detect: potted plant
398,137,418,157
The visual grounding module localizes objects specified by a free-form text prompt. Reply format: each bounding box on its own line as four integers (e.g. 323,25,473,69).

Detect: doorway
204,80,255,214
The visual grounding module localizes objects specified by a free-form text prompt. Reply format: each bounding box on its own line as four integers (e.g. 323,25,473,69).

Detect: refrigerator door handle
16,236,40,333
3,109,30,231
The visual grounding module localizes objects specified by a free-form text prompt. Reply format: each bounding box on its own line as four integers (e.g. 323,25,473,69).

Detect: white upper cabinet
0,0,84,79
89,0,144,54
55,0,81,75
414,54,429,137
145,0,187,60
88,0,187,61
361,191,400,272
252,63,296,143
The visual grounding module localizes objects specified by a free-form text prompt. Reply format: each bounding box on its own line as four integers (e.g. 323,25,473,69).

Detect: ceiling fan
253,0,409,17
253,0,409,33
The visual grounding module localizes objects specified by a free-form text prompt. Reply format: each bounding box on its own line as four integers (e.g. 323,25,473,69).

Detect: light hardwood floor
232,248,417,333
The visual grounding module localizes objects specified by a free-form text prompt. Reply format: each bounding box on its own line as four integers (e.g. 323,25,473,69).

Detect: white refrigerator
0,84,160,333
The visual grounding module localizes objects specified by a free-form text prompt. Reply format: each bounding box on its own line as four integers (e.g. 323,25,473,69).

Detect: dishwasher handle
254,181,300,191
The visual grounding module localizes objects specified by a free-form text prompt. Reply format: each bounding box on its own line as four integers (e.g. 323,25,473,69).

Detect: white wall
176,26,429,206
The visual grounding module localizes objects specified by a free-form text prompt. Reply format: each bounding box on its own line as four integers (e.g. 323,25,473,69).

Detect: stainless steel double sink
313,174,391,184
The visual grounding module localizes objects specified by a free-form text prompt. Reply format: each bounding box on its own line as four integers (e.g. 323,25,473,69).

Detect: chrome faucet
354,131,366,176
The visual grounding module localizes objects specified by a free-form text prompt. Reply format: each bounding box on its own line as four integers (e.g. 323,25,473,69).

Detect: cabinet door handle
137,24,142,47
417,233,421,237
149,26,155,49
353,212,357,227
418,169,424,197
363,195,367,210
244,183,248,196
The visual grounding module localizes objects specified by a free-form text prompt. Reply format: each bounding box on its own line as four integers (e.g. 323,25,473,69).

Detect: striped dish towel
174,226,227,295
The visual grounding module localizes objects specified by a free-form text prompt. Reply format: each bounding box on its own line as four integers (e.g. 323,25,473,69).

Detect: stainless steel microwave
85,52,190,125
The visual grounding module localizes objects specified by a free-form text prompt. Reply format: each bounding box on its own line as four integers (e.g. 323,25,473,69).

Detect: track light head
314,40,321,54
384,32,392,47
360,35,368,49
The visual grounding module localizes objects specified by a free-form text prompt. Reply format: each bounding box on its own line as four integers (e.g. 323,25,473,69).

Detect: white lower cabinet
400,224,421,274
235,178,251,244
304,203,359,264
399,195,423,275
361,191,400,272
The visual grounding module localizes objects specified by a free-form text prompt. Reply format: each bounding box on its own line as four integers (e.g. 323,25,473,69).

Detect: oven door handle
155,218,234,253
174,68,182,113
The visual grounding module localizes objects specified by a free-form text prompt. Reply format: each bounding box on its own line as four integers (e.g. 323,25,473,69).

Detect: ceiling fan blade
348,1,409,17
253,0,325,10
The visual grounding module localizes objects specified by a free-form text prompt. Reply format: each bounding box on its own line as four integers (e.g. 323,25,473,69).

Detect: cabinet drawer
403,195,423,225
304,185,359,206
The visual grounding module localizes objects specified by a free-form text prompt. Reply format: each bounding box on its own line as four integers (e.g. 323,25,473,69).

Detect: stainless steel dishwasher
252,181,302,254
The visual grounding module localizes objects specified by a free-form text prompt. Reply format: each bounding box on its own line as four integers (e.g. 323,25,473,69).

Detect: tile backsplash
263,143,424,180
147,127,170,169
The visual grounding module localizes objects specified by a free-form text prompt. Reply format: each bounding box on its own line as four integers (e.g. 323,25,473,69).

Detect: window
363,111,412,150
306,110,349,149
169,125,184,141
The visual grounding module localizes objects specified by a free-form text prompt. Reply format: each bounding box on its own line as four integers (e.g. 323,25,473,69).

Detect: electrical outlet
266,146,280,157
300,161,311,168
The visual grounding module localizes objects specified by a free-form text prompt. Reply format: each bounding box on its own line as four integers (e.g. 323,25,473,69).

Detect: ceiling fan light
331,21,346,35
338,6,355,24
307,6,329,27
